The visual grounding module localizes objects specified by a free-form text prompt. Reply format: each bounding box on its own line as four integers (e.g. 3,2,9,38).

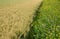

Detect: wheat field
0,0,42,39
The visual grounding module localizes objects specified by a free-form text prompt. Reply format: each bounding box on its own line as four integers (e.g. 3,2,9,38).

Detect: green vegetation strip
28,0,60,39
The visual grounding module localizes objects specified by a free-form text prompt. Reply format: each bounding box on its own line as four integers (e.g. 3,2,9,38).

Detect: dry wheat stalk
0,0,42,39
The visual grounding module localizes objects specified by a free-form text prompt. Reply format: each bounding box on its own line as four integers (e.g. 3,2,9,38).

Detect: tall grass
28,0,60,39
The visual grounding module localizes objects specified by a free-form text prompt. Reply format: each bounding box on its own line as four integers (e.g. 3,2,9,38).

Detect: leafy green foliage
28,0,60,39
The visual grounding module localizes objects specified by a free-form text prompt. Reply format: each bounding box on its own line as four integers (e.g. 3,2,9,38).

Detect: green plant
28,0,60,39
